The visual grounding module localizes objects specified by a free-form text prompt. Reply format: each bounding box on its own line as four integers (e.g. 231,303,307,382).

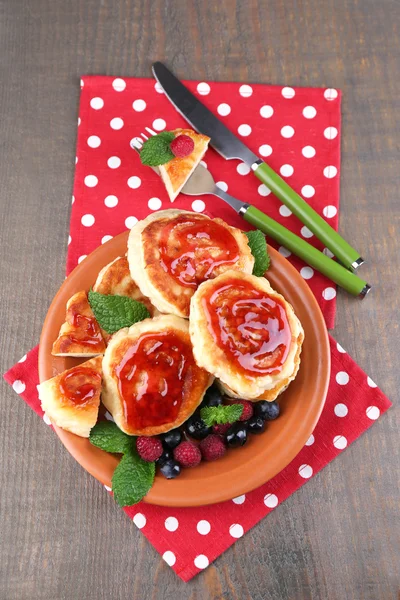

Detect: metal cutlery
152,61,365,273
131,128,370,297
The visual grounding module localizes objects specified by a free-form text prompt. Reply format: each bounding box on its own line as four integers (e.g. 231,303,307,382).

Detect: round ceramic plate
39,230,330,507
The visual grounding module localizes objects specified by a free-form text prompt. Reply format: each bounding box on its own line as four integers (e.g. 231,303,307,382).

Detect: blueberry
161,429,182,449
160,459,181,479
202,383,223,407
226,422,248,448
185,413,212,440
254,400,280,421
156,449,172,467
246,416,266,434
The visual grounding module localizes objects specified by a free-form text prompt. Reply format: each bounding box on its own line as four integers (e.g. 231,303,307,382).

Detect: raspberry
229,399,254,421
199,434,226,461
136,436,163,462
173,441,201,468
213,423,231,436
170,134,195,158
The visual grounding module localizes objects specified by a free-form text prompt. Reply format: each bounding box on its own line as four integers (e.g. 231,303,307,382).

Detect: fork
131,128,370,297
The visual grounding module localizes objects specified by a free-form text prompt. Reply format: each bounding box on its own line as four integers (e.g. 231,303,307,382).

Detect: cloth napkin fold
4,76,391,582
4,340,392,581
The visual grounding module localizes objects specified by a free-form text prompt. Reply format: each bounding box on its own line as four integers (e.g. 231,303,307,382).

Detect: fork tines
130,126,158,151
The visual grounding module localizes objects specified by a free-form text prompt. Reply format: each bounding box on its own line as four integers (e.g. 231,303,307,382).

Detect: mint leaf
88,290,150,334
140,131,175,166
112,448,155,507
89,421,134,454
245,230,271,276
200,404,243,427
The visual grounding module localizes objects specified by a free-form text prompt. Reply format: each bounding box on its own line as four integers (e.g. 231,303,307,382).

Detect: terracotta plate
39,230,330,507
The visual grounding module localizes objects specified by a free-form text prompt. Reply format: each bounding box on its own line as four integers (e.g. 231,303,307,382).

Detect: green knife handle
253,162,363,271
243,205,369,297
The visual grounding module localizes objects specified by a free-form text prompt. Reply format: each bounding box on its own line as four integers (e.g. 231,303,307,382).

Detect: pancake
102,314,213,436
128,209,254,318
52,291,106,357
159,128,210,202
189,270,304,401
93,255,158,317
38,356,102,438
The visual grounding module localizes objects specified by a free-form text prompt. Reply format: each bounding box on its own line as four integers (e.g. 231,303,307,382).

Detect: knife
152,61,364,273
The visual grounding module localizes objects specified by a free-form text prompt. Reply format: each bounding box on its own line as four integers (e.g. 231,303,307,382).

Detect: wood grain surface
0,0,399,598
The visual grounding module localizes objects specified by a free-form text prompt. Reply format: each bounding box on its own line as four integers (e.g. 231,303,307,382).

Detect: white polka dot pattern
197,520,211,535
164,517,179,532
163,551,176,566
132,513,146,529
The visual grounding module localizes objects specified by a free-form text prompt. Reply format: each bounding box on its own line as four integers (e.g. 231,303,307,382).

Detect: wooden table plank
0,1,399,598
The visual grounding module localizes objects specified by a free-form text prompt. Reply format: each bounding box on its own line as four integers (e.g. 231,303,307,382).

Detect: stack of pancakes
39,209,304,438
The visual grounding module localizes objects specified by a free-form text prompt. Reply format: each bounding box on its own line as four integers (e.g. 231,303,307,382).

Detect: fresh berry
226,423,248,448
212,423,232,436
254,400,280,421
170,134,195,158
229,399,254,421
246,416,266,434
173,441,202,468
160,459,181,479
185,413,212,440
202,383,223,407
199,434,226,461
161,429,182,449
156,449,173,467
136,436,163,462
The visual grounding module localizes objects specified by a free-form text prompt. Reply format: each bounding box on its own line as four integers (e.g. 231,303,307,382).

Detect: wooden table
1,1,399,598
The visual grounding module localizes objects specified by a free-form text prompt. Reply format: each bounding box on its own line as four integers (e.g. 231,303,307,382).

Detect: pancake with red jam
52,291,106,357
127,209,254,318
102,314,213,436
38,356,102,438
189,270,304,401
93,256,158,317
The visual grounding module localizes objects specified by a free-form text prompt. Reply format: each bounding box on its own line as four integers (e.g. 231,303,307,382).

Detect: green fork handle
253,162,363,271
242,205,370,297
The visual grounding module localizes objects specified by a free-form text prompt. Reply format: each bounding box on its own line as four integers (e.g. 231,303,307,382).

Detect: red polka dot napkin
71,76,342,327
3,77,391,582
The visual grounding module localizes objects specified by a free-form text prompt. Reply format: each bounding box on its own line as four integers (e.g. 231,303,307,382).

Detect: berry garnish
161,429,182,449
254,400,280,421
136,436,163,462
160,459,181,479
199,434,226,461
226,423,248,448
156,448,173,467
202,383,223,407
170,134,195,158
173,441,202,468
246,416,266,434
229,399,254,422
185,413,212,440
212,423,231,436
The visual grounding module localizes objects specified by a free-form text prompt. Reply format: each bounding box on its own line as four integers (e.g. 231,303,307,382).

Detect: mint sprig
139,131,175,166
245,230,270,276
112,448,155,507
89,421,155,507
89,421,133,454
200,404,243,427
88,290,150,334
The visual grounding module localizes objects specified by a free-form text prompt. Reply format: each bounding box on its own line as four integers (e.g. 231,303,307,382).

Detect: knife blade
152,61,365,273
152,61,258,165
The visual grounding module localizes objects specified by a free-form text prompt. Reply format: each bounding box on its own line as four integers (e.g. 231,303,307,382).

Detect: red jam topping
60,367,101,405
115,331,194,429
159,215,240,288
69,312,103,346
203,279,291,375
